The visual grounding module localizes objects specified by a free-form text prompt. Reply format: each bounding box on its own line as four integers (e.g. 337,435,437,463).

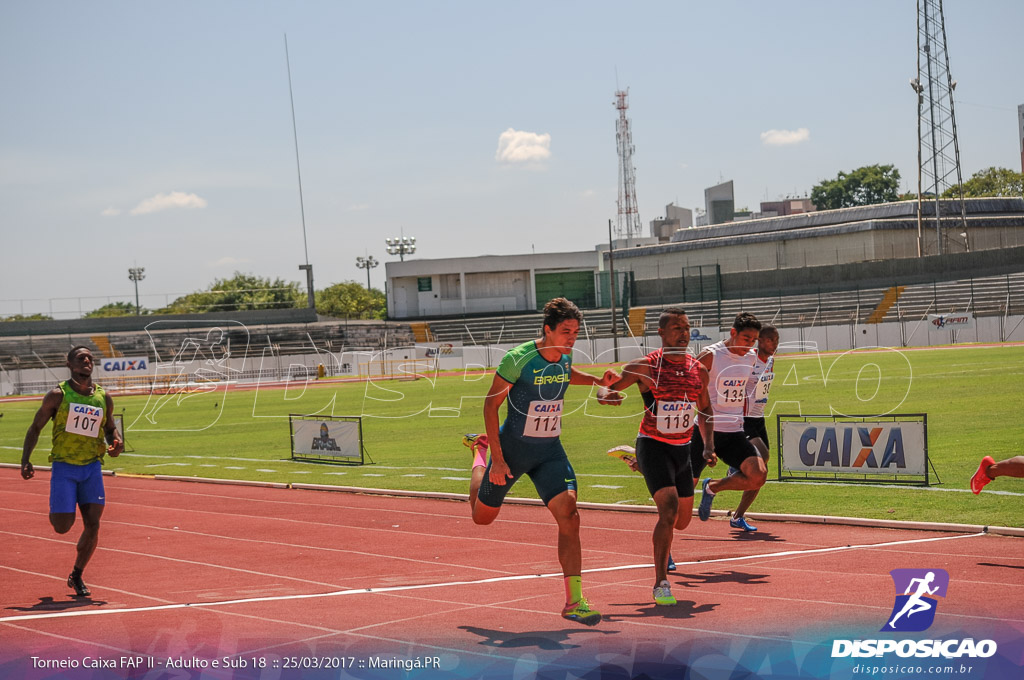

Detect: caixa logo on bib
832,568,997,659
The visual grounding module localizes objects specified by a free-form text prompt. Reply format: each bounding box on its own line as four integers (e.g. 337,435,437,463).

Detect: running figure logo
882,568,949,632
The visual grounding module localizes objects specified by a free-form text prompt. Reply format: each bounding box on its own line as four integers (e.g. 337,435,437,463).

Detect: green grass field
2,344,1022,527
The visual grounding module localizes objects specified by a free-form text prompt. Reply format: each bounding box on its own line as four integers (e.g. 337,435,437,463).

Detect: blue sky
2,1,1022,317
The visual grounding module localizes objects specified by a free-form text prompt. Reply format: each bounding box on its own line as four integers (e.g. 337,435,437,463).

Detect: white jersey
704,340,757,433
745,353,774,419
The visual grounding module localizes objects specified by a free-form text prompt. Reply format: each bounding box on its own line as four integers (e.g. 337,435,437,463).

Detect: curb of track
4,463,1021,538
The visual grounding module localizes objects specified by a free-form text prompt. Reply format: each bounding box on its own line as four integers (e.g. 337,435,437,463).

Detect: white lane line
0,531,985,624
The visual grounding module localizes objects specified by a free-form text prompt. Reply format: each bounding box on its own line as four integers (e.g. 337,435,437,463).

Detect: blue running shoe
698,478,715,521
667,554,676,572
727,466,739,477
730,516,757,532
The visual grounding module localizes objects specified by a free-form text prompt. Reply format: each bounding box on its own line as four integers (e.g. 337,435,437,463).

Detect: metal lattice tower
912,0,968,256
614,89,642,245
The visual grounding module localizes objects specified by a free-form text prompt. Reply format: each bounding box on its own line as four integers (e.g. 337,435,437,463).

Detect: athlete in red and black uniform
599,307,711,606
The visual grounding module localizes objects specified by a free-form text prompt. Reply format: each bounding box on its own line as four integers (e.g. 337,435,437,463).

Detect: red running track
1,469,1022,678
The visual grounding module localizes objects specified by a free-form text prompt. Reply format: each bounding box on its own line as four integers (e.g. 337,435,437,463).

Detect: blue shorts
477,431,577,508
49,460,105,514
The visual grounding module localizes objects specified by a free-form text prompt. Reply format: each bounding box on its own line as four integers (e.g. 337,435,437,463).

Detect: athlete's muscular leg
711,449,768,494
652,487,679,584
988,456,1024,480
49,512,76,534
734,439,770,517
74,503,104,571
547,490,582,577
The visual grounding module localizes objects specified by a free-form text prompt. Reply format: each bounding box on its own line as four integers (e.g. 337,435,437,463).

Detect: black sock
71,567,83,579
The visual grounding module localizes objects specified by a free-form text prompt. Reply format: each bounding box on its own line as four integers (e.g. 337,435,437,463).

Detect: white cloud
100,207,121,217
581,189,596,198
495,128,552,163
130,191,208,215
210,256,248,267
760,128,810,146
347,203,370,212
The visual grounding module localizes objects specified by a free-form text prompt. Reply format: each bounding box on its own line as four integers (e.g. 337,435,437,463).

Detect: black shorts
743,417,769,446
713,431,760,470
635,437,694,498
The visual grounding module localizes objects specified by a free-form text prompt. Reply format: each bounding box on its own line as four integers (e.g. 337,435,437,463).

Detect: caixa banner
779,415,930,484
97,356,151,374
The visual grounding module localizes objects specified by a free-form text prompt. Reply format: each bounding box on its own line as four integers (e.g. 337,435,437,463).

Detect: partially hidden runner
970,455,1024,494
728,324,779,531
463,298,619,625
693,312,765,524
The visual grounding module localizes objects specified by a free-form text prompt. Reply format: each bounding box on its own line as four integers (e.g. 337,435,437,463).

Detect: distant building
1018,103,1023,174
756,197,817,219
649,203,693,242
704,180,735,226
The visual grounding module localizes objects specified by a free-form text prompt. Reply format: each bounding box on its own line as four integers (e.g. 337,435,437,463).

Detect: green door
534,271,596,310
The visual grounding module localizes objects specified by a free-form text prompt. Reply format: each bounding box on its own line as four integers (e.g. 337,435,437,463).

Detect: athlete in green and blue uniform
22,346,123,597
468,298,618,626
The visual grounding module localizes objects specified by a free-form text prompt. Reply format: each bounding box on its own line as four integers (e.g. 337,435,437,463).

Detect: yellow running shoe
561,597,602,626
653,580,676,606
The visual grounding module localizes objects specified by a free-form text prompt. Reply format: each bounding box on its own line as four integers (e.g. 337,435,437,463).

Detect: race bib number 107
66,403,104,438
524,400,562,438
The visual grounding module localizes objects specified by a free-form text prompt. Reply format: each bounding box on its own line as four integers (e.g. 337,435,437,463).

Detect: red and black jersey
637,348,703,444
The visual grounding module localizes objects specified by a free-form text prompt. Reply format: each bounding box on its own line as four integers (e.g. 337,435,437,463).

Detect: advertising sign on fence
97,356,151,374
927,313,974,331
779,415,929,484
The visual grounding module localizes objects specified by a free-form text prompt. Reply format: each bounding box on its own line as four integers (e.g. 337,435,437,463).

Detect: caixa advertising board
778,414,930,485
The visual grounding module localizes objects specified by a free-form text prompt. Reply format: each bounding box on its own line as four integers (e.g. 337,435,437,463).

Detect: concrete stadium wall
0,308,319,338
5,317,1020,396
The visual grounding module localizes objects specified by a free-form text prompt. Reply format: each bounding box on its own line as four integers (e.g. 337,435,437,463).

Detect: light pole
128,267,145,315
356,255,379,290
385,235,416,261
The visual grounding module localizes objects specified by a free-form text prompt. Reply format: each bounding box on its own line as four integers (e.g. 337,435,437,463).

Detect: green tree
158,272,305,314
316,282,386,320
2,313,53,322
810,164,902,210
84,301,140,318
942,166,1024,198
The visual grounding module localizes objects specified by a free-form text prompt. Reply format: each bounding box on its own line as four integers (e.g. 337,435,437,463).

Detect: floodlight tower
614,89,642,247
913,0,968,256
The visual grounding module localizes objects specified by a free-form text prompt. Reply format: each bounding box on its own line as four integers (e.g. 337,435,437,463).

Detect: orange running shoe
970,455,995,495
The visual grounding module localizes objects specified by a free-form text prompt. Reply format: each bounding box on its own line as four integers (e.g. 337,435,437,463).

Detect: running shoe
607,445,638,471
698,478,715,521
970,455,995,495
68,573,90,597
462,433,488,452
727,466,740,477
730,516,758,532
667,554,676,572
561,598,602,626
653,580,677,606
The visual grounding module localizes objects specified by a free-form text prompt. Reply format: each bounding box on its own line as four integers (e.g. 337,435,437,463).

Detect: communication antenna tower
614,89,642,246
912,0,968,256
